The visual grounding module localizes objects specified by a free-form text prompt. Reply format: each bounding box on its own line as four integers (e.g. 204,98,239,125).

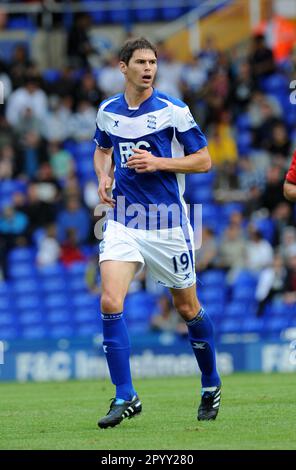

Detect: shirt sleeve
286,150,296,184
174,105,208,154
93,107,112,149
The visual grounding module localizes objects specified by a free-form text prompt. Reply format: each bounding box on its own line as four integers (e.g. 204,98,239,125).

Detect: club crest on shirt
147,114,157,129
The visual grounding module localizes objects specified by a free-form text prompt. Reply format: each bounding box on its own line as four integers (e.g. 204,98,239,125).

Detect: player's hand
127,148,160,173
98,174,115,208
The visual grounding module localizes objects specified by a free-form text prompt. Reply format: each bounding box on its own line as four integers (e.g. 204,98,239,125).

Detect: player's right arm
93,105,115,207
283,150,296,202
94,146,115,207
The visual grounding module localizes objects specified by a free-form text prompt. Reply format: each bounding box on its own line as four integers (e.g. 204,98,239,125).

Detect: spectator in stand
267,122,291,164
57,196,91,244
279,226,296,263
207,110,238,166
0,59,12,115
248,33,275,85
67,14,95,68
195,227,217,272
42,95,73,142
9,44,34,89
179,54,208,117
6,75,48,128
230,61,255,116
260,166,287,213
97,54,125,98
283,149,296,202
75,72,103,108
60,228,86,267
20,183,56,236
69,99,96,141
48,140,75,182
36,223,60,266
246,225,273,273
255,252,289,316
216,222,246,284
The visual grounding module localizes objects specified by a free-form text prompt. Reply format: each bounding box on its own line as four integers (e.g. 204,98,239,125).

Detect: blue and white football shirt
94,89,207,229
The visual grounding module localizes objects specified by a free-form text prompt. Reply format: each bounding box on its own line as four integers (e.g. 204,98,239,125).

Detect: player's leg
170,285,221,420
98,260,142,428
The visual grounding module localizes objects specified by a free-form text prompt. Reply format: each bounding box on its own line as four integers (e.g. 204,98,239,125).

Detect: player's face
121,49,157,91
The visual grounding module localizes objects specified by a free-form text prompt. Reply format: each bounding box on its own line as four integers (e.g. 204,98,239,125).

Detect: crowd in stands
1,10,296,340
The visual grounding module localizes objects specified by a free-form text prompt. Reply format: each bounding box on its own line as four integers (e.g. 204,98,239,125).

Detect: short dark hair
119,37,157,65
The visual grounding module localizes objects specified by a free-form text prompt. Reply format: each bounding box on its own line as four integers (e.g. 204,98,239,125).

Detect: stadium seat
8,247,35,263
8,262,37,279
74,307,98,323
75,322,101,336
240,317,264,334
15,295,42,311
12,279,39,295
125,292,156,320
199,270,226,286
161,1,184,20
19,310,43,325
0,326,19,340
41,278,67,294
219,318,242,334
38,263,66,278
232,285,255,302
21,325,47,340
47,309,71,324
265,317,290,335
49,324,74,339
225,302,247,317
0,311,14,326
44,294,70,309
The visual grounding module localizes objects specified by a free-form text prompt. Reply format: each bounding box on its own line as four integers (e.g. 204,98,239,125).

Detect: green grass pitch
1,372,296,450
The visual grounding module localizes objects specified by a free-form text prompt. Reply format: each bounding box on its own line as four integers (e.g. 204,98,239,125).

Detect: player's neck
124,85,153,109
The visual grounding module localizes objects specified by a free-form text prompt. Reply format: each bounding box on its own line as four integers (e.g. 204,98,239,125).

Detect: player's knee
173,300,197,321
101,293,123,314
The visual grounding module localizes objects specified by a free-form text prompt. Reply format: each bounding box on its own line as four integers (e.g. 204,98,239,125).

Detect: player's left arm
127,104,211,174
127,146,211,174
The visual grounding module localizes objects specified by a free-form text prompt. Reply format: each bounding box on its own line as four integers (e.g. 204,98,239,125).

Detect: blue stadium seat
133,4,158,22
72,293,98,309
125,292,156,320
75,322,101,336
232,269,258,289
68,262,88,277
0,326,19,340
219,318,242,334
8,247,35,263
19,310,43,325
44,294,70,309
240,317,264,334
15,295,42,310
237,131,252,155
225,302,247,317
199,287,226,304
8,262,37,279
199,270,226,286
74,308,98,322
232,285,255,302
41,278,67,294
235,113,251,131
161,1,183,20
49,324,74,339
47,309,71,324
12,279,39,295
0,311,14,326
21,325,47,340
42,69,61,83
265,317,290,334
38,263,66,278
0,296,11,311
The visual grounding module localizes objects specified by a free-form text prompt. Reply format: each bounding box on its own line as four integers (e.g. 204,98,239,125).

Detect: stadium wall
1,335,296,382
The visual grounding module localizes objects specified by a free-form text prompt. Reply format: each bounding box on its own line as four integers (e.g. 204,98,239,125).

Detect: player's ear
119,61,127,75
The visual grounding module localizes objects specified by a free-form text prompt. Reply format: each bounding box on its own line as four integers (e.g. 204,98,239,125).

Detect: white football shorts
99,220,196,289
